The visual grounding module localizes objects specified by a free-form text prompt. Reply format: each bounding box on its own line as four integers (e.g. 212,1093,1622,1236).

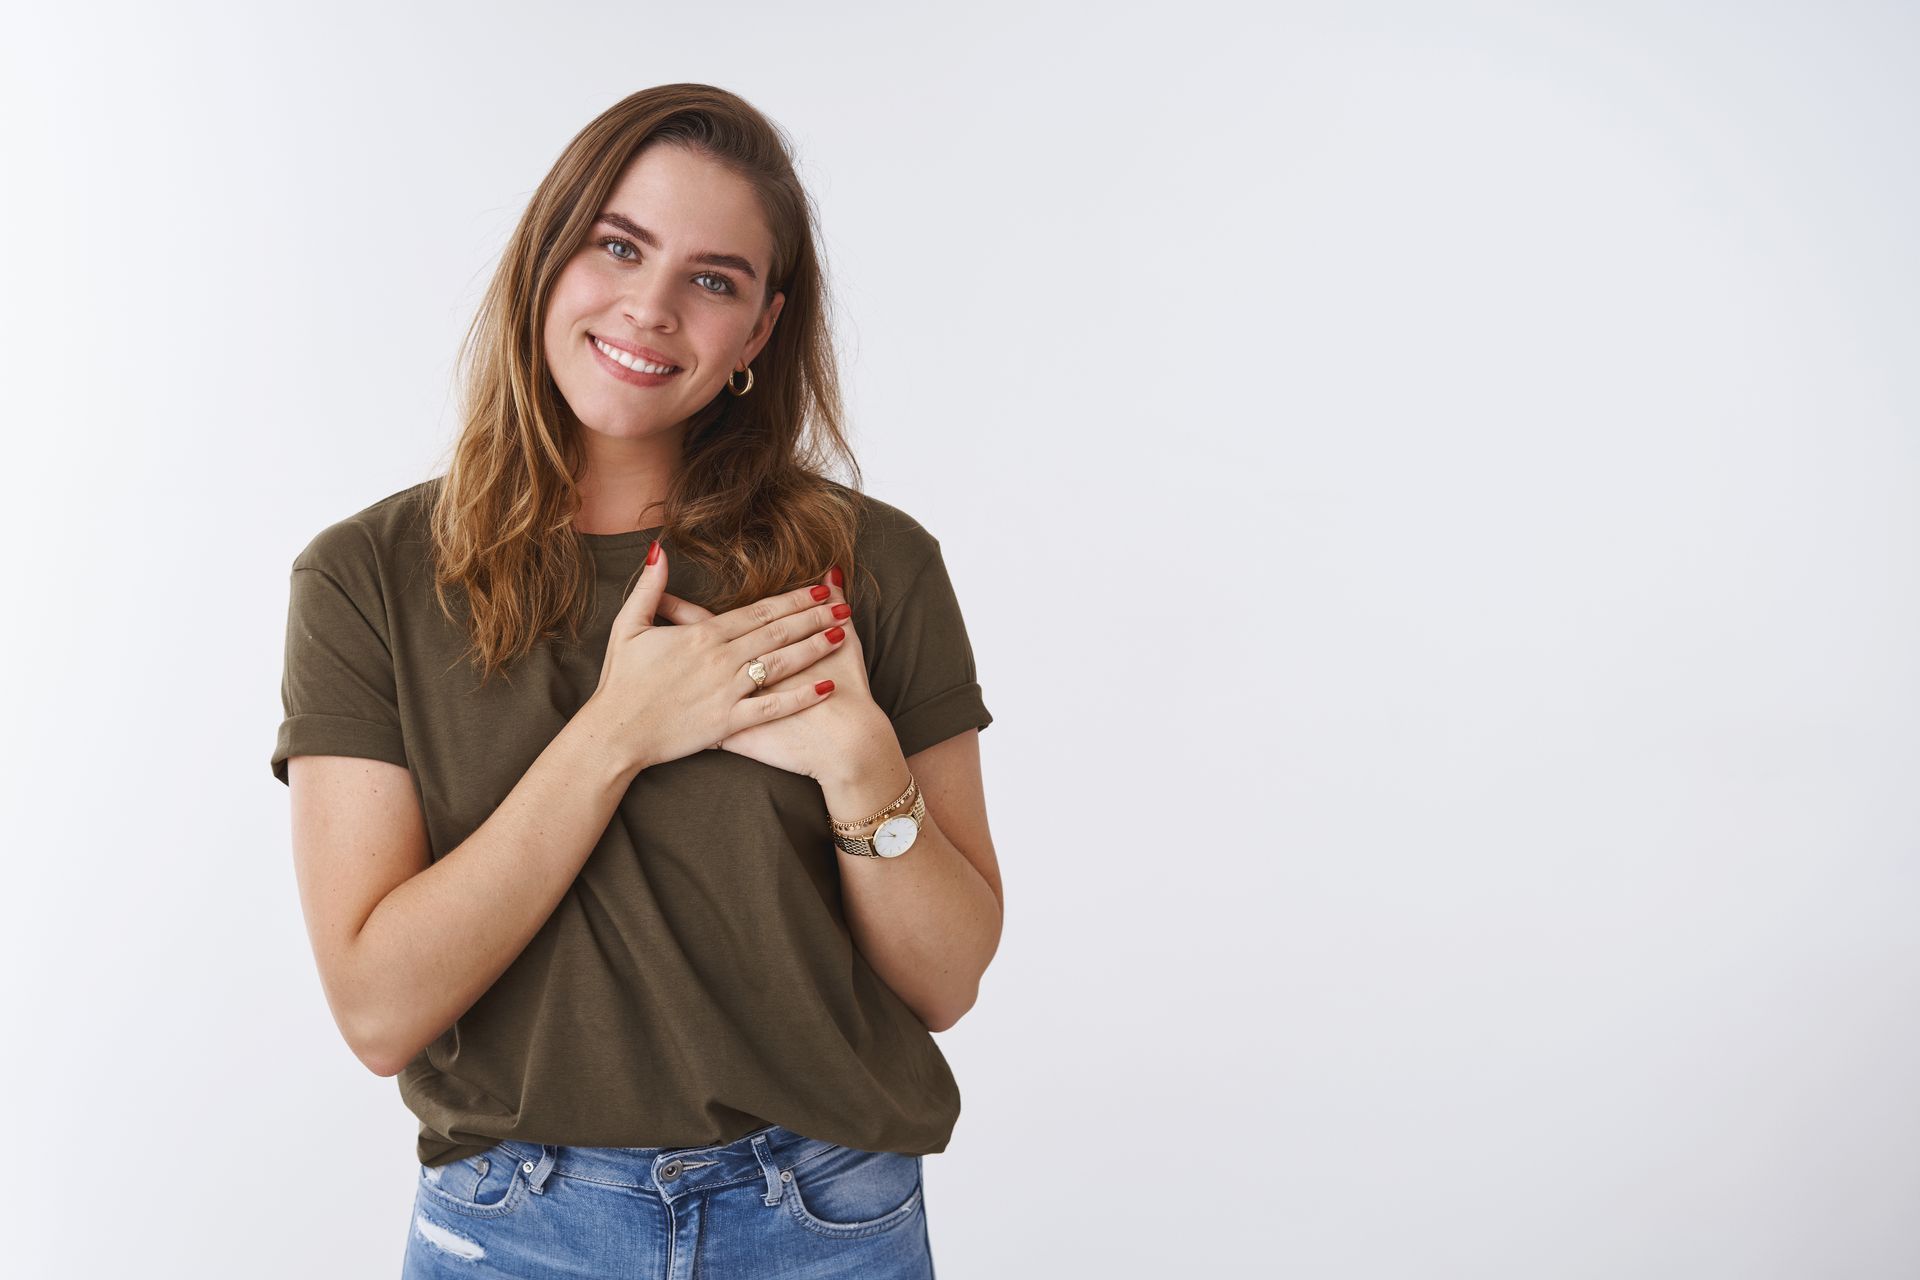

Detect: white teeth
593,337,677,375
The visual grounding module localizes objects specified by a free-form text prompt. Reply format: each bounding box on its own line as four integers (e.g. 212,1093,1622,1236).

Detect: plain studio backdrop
3,1,1917,1276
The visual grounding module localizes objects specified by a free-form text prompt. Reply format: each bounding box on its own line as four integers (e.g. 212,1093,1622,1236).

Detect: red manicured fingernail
815,679,834,695
831,603,851,619
825,625,846,643
810,584,830,600
830,565,843,587
647,540,660,565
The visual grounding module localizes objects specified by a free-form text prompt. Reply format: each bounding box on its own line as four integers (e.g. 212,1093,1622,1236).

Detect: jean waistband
490,1123,838,1203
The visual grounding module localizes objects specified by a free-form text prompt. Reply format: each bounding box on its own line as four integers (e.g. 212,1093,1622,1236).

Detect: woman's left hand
656,564,894,780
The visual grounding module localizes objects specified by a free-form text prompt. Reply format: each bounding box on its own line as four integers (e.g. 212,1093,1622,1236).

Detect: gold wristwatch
831,778,926,859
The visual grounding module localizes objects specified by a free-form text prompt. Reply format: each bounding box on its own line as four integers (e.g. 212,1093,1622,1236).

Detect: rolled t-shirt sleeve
271,538,409,785
864,540,994,760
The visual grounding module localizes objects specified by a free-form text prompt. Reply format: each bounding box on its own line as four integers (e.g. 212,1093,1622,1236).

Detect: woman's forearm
820,742,1002,1032
345,698,645,1075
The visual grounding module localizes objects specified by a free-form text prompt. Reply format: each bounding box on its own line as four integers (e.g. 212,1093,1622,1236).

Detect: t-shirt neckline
575,525,665,551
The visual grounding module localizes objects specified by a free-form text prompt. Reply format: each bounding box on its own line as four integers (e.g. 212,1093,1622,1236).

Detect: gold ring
746,658,769,690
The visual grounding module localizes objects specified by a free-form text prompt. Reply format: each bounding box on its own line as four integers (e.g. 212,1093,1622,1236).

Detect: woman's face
542,142,785,445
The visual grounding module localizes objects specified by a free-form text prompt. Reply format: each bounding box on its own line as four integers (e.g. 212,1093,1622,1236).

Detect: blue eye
599,238,736,296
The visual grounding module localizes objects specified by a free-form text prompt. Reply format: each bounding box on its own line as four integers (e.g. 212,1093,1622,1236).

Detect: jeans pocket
417,1144,529,1219
783,1144,924,1239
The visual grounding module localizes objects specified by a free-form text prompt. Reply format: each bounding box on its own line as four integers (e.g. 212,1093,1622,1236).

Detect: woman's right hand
585,539,852,773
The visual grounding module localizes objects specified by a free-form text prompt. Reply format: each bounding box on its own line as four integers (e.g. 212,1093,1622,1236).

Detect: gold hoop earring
727,364,755,396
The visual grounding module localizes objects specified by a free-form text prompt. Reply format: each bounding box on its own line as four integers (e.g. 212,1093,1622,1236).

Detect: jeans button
660,1159,683,1180
522,1161,535,1173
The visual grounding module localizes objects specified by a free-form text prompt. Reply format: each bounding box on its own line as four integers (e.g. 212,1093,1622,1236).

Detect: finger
819,561,857,650
738,610,852,694
655,591,716,625
710,580,839,644
726,674,837,735
612,539,668,638
729,589,851,670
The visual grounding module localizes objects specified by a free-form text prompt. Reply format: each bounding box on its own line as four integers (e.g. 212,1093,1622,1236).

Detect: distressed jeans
401,1122,935,1278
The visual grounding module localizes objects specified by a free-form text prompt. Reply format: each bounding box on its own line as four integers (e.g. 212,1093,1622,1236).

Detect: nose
619,261,680,334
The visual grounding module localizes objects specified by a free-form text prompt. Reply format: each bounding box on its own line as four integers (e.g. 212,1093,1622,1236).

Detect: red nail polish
831,603,851,619
825,626,845,643
647,540,660,566
830,565,843,588
815,679,834,695
810,584,830,601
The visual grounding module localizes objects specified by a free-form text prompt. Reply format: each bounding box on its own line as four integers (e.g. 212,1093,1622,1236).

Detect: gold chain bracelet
829,775,917,835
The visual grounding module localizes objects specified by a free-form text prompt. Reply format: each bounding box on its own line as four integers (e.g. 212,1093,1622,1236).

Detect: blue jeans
401,1123,934,1278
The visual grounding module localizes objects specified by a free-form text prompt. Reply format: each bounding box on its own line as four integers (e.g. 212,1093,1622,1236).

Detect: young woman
271,84,1001,1278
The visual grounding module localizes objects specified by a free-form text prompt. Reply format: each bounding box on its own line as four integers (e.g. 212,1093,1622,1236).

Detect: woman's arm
819,726,1002,1032
286,698,645,1076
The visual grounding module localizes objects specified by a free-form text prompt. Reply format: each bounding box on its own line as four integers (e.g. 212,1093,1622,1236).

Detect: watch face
873,815,920,858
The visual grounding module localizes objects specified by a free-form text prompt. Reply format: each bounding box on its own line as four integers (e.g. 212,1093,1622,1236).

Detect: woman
271,84,1001,1278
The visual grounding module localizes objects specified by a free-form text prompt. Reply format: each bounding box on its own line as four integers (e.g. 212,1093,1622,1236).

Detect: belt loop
751,1132,785,1206
522,1144,558,1195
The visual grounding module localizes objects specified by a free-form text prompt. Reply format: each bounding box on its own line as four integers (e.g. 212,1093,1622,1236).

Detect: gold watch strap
832,790,926,858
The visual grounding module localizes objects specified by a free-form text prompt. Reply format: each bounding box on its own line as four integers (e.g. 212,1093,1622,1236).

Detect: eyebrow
593,212,760,282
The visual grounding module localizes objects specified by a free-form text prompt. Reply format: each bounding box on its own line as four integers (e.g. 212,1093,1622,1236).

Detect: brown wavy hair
426,83,878,683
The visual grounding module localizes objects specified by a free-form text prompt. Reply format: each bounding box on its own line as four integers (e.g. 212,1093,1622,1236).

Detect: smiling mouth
590,335,682,375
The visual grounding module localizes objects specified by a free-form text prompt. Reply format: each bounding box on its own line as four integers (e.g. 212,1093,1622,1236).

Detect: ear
742,289,786,365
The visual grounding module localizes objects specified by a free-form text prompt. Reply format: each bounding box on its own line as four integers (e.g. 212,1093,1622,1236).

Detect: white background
3,1,1917,1276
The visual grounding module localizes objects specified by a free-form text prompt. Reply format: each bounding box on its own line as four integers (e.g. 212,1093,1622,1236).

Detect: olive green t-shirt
270,477,992,1167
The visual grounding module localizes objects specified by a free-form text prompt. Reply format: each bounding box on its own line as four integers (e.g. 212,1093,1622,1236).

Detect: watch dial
874,816,919,858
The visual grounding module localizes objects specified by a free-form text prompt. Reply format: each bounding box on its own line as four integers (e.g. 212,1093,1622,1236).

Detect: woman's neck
573,428,682,534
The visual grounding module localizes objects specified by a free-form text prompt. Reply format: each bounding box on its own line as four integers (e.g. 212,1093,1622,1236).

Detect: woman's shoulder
826,480,943,572
290,477,441,579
